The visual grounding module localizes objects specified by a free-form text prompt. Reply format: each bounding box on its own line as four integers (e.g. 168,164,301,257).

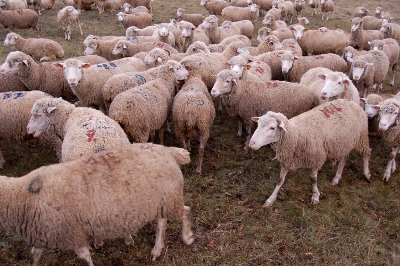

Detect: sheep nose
378,123,387,131
353,76,359,80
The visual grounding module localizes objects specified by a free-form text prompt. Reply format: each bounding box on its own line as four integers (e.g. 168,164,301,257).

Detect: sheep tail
167,147,191,166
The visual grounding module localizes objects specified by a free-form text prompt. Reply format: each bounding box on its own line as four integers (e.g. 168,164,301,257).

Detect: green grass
0,0,400,265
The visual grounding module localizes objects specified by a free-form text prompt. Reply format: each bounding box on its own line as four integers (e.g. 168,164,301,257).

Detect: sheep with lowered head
0,9,41,36
0,143,193,264
249,99,371,207
117,11,152,29
221,4,259,23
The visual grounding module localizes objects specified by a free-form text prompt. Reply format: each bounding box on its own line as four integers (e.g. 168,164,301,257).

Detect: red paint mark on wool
255,66,264,75
87,129,96,142
319,103,342,118
265,81,278,89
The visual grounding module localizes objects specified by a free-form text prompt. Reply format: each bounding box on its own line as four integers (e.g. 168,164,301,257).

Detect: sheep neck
14,36,27,51
50,103,75,139
270,122,298,167
17,59,41,90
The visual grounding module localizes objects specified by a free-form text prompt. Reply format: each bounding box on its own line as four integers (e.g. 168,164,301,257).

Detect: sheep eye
338,81,342,84
226,80,230,83
270,127,275,130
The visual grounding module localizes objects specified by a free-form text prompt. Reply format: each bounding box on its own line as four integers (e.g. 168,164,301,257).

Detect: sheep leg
310,169,320,205
363,153,371,181
237,120,243,137
378,83,383,93
93,238,104,249
67,25,71,41
186,139,191,152
217,97,223,112
383,147,399,182
331,157,347,185
150,130,155,143
244,122,253,150
30,247,43,266
35,25,42,37
0,150,4,169
391,64,397,86
75,246,93,266
78,20,83,36
182,206,195,245
151,218,167,261
263,167,289,208
196,136,207,174
124,234,134,246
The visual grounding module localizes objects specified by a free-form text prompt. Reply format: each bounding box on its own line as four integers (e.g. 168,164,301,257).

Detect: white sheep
0,0,27,10
262,14,287,31
152,23,176,47
178,20,209,52
350,17,384,50
84,38,124,60
123,3,150,14
353,6,369,18
125,25,157,37
308,0,319,16
116,11,152,29
202,15,252,44
176,8,205,27
293,0,305,19
57,6,83,41
249,99,371,207
320,0,333,21
0,9,41,36
380,22,400,42
200,0,229,15
221,4,259,23
228,54,272,82
112,40,179,58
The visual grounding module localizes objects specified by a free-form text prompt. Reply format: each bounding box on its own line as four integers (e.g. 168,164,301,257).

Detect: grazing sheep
290,25,349,56
116,11,152,29
172,59,215,174
57,6,82,41
368,38,399,86
0,9,41,36
176,8,205,27
126,25,157,37
200,0,229,15
293,0,305,18
4,32,64,61
0,51,75,101
348,50,390,97
123,3,149,14
112,40,179,58
97,0,122,14
320,0,333,21
0,143,193,264
308,0,319,16
211,69,319,146
222,4,259,23
262,15,287,31
352,22,384,48
280,51,347,82
108,61,180,144
353,6,368,18
124,0,152,13
0,91,60,169
380,23,400,42
249,99,371,207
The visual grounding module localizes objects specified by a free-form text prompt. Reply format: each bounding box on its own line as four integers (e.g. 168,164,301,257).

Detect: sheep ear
185,65,191,71
53,62,64,69
123,44,127,49
246,64,251,70
360,97,366,103
318,74,326,80
294,55,299,60
232,78,237,85
82,63,91,69
279,121,287,132
22,59,29,67
251,117,259,123
303,28,308,32
366,62,373,66
46,106,57,113
163,49,170,56
372,105,380,110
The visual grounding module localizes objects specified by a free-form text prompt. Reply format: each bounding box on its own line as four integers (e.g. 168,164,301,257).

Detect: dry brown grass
0,0,400,265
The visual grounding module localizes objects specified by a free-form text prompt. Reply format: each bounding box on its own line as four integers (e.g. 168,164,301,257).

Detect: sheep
124,0,152,13
178,20,209,52
221,4,259,23
0,0,27,10
207,35,251,53
0,143,193,264
280,38,302,55
353,6,368,18
262,15,287,31
97,0,122,14
220,20,254,39
0,9,41,36
83,34,125,47
84,38,124,60
53,57,146,111
348,50,390,97
253,0,273,11
39,0,55,11
249,99,371,207
116,11,152,29
108,61,181,144
368,38,399,86
26,0,40,14
343,45,368,70
126,25,157,37
380,23,400,43
246,35,287,55
4,32,64,62
0,91,60,169
57,6,83,41
359,15,383,31
280,51,347,82
375,7,391,21
0,51,75,101
112,40,179,58
277,1,294,23
290,25,349,56
172,59,215,174
122,3,149,14
293,0,305,18
0,71,27,92
200,0,229,15
228,54,272,83
308,0,319,16
152,23,176,47
202,15,251,43
259,27,294,42
176,8,205,27
320,0,333,21
62,0,75,6
265,7,281,20
250,50,285,80
229,0,251,7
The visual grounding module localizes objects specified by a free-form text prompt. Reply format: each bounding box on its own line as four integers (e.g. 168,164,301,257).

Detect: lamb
176,8,205,27
262,15,287,31
290,25,349,56
172,58,215,174
249,99,371,207
126,25,157,37
348,50,390,97
293,0,305,18
0,51,75,101
0,143,193,264
200,0,229,15
0,9,41,36
380,23,400,42
0,91,60,169
108,61,181,144
54,57,146,111
308,0,319,16
221,4,259,23
112,40,179,58
4,32,64,61
211,69,319,145
57,6,83,41
97,0,122,14
353,7,368,18
350,17,384,50
280,51,347,82
212,34,252,51
0,0,27,10
116,11,152,29
320,0,333,21
123,3,150,14
228,54,272,82
368,38,399,86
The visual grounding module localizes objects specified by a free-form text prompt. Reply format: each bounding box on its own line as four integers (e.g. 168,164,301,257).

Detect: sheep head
144,48,169,66
280,51,298,74
262,14,275,26
290,24,307,41
349,58,373,82
3,32,19,46
319,72,351,102
362,94,382,118
378,99,400,131
53,59,90,87
351,17,363,32
210,69,238,97
0,51,32,76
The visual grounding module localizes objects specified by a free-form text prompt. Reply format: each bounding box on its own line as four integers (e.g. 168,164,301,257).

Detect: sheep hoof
382,174,390,182
195,166,202,174
93,239,104,249
151,246,163,262
182,231,195,245
331,179,339,186
124,235,133,246
311,195,320,205
263,199,274,208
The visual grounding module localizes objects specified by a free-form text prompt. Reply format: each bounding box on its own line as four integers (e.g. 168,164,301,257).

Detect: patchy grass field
1,0,400,265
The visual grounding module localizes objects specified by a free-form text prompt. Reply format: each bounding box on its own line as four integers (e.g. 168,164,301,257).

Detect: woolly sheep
220,20,254,39
208,35,251,52
251,50,285,80
116,11,152,29
57,6,83,41
280,51,347,82
0,51,75,101
144,44,208,67
172,58,215,174
350,17,384,50
281,38,302,56
39,0,55,11
222,4,259,23
353,7,368,18
229,0,251,7
123,3,150,14
360,93,394,136
202,15,251,43
26,0,40,14
259,27,294,42
97,0,122,14
200,0,229,15
0,0,27,10
361,16,384,31
293,0,305,19
152,23,176,47
4,32,64,61
375,7,391,22
249,99,371,207
83,34,125,47
348,50,390,97
0,9,41,36
112,40,179,58
0,71,26,92
84,38,124,60
228,54,272,83
290,25,349,56
368,38,399,86
308,0,319,16
320,0,333,21
265,7,281,20
124,0,152,13
262,15,287,31
178,21,209,52
380,23,400,42
126,25,157,37
253,0,273,11
176,8,205,27
277,1,294,23
108,61,181,143
0,144,193,264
